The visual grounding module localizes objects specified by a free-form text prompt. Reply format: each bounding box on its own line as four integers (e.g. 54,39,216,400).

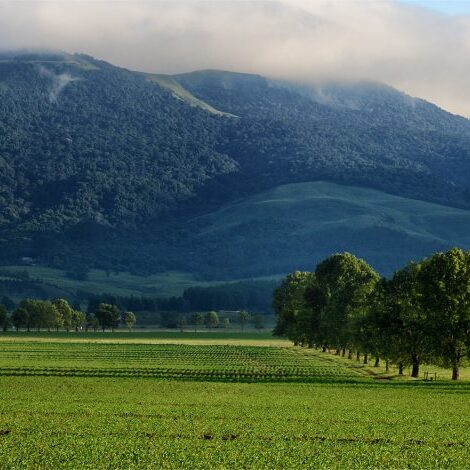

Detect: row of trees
84,280,275,317
0,299,136,332
273,249,470,380
178,310,264,332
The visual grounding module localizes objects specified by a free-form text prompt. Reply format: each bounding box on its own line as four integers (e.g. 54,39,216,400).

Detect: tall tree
95,303,121,332
387,263,432,377
205,311,219,330
315,253,379,353
273,271,315,345
52,299,74,332
239,310,249,332
71,310,87,331
12,303,30,331
191,312,204,333
419,248,470,380
124,311,137,331
86,313,99,332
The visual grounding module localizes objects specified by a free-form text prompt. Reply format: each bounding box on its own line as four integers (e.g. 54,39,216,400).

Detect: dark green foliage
418,248,470,380
205,311,219,329
11,299,60,331
86,312,99,332
314,253,379,350
84,280,276,318
182,281,276,311
124,311,136,331
363,265,433,377
272,271,315,344
94,303,121,331
1,296,15,311
191,312,204,332
177,71,470,209
239,310,249,331
0,54,234,233
0,304,8,331
275,249,470,380
52,298,74,331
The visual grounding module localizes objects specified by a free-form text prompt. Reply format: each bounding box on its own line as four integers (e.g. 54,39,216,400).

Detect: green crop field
0,333,469,468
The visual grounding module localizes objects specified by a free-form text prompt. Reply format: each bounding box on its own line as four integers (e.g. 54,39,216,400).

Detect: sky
1,0,470,117
399,0,470,15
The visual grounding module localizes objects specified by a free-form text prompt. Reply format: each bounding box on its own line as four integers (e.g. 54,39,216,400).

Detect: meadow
0,266,213,298
0,332,469,468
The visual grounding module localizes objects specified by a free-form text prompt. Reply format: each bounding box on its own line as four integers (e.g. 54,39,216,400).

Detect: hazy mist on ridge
1,0,470,116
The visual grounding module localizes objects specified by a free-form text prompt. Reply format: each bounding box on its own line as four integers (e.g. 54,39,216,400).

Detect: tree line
273,248,470,380
175,310,264,332
84,280,276,317
0,299,136,332
0,298,264,332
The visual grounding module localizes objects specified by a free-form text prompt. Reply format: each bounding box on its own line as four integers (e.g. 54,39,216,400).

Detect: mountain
1,50,470,281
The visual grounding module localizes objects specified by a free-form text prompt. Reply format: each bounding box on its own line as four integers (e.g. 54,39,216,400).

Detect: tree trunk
398,363,404,375
322,346,327,353
452,364,460,380
385,360,390,372
374,356,380,367
341,348,346,357
335,348,341,356
347,349,353,360
411,354,420,378
363,353,368,364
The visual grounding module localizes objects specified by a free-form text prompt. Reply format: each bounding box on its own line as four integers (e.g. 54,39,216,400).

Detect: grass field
0,332,469,468
0,266,218,298
188,181,470,276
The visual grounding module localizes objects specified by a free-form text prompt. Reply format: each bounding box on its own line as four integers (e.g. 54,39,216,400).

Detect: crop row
0,365,361,383
0,343,361,382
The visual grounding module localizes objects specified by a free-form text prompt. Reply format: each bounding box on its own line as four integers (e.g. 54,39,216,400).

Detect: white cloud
1,0,470,116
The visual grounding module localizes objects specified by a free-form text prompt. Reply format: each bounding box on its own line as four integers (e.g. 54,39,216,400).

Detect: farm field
0,333,469,468
0,330,289,346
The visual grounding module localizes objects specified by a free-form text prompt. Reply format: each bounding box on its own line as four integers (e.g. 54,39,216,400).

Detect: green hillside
11,181,470,285
0,266,209,298
144,73,235,117
181,181,470,276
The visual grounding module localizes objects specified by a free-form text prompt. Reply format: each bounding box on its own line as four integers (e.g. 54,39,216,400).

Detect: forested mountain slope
176,70,470,208
1,50,470,278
